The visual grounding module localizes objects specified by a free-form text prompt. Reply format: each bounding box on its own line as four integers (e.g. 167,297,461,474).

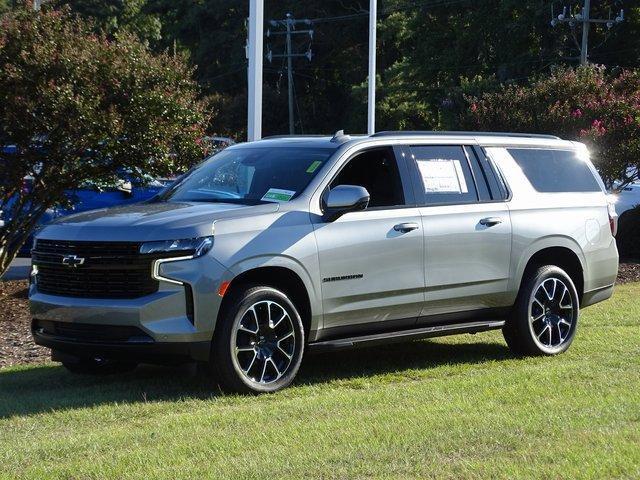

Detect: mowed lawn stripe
1,283,639,479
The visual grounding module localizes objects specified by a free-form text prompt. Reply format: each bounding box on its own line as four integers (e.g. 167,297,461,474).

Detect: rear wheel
504,265,579,356
210,285,305,394
62,357,138,375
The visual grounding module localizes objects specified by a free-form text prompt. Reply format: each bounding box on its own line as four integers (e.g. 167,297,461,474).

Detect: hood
38,201,280,242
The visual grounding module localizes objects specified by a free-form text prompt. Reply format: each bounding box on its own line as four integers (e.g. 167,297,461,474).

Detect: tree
51,0,162,44
457,65,640,189
47,1,640,137
377,1,640,132
0,6,207,276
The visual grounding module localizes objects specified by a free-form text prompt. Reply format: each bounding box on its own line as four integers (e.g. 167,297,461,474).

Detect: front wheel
503,265,579,356
210,285,305,394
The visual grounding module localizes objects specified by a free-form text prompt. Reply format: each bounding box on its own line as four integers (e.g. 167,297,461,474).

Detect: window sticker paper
417,159,468,194
261,188,296,202
306,160,323,173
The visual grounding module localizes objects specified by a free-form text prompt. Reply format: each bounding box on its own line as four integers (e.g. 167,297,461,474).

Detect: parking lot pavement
1,258,31,281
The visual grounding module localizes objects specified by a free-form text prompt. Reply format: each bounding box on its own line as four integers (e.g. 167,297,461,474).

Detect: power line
551,1,624,65
266,13,314,134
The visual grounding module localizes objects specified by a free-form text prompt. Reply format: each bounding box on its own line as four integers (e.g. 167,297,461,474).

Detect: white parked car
613,182,640,217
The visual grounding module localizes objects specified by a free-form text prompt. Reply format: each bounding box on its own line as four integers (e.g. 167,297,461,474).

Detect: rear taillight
609,216,615,236
607,201,617,237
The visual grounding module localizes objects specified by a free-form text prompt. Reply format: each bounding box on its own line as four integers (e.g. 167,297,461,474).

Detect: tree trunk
0,240,20,279
0,208,48,278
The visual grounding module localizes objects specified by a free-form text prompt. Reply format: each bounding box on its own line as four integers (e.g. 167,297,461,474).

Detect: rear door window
408,146,479,205
508,148,601,193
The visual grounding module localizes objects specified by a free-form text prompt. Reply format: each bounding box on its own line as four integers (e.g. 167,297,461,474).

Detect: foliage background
0,5,207,273
43,0,640,137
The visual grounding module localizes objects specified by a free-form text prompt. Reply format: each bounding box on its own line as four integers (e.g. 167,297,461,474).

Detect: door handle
479,217,503,227
393,222,419,233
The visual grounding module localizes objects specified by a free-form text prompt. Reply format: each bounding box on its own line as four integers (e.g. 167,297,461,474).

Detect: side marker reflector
218,281,231,297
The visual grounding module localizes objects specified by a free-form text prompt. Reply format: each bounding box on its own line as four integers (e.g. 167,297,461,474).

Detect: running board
308,320,505,352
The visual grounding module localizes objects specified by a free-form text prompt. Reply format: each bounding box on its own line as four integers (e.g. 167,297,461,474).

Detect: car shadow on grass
0,339,515,418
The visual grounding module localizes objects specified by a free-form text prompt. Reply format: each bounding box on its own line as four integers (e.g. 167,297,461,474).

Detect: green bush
0,6,208,275
458,65,640,189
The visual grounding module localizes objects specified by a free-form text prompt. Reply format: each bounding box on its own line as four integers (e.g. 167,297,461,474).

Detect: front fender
221,254,323,337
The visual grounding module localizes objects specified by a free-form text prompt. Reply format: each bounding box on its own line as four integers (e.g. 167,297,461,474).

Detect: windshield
159,146,334,205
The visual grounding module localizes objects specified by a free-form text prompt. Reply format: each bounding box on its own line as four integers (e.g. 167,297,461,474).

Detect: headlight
140,236,214,258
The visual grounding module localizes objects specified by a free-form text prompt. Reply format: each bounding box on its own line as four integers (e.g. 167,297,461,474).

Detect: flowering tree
458,66,640,189
0,6,208,276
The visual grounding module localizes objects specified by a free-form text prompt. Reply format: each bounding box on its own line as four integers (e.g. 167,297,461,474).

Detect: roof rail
261,134,328,140
370,131,561,140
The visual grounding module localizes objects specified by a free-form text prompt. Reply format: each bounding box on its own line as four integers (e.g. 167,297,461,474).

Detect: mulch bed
618,260,640,284
0,280,49,368
1,262,639,369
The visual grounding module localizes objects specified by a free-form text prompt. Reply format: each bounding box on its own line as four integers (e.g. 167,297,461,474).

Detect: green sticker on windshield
306,160,323,173
262,188,296,202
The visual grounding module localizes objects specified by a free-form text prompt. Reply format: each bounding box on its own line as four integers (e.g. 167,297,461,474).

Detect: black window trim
463,145,491,202
475,146,512,201
320,144,418,213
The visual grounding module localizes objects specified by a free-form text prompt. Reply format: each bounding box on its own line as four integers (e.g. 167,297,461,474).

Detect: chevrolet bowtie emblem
61,254,85,267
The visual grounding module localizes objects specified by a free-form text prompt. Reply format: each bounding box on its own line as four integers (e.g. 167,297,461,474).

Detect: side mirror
323,185,370,221
116,180,133,197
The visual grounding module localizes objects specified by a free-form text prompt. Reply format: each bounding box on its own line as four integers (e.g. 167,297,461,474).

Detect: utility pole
551,2,624,65
247,0,264,141
267,14,314,135
285,16,295,135
580,0,591,65
368,0,377,135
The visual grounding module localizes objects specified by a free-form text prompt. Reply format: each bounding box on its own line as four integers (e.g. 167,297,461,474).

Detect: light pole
367,0,377,135
247,0,264,141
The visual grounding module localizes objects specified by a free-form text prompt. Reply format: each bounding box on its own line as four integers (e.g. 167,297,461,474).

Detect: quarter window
508,148,601,193
410,146,478,205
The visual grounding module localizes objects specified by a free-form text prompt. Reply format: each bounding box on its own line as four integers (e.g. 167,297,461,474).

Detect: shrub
458,65,640,189
0,6,208,275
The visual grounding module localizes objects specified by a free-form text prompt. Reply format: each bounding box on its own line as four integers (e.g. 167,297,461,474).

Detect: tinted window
160,147,333,204
508,148,601,193
410,146,478,205
330,148,406,208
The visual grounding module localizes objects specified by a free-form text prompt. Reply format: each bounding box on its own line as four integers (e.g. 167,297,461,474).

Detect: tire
503,265,579,356
62,357,138,375
616,209,640,259
210,285,305,394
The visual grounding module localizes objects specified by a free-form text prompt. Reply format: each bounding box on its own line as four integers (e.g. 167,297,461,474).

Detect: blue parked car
1,136,235,256
1,175,170,257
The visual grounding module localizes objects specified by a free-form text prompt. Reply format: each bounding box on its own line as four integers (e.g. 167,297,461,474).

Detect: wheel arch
516,239,586,302
217,257,320,339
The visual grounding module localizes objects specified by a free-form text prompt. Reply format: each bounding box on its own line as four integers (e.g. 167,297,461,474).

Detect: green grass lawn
1,284,639,479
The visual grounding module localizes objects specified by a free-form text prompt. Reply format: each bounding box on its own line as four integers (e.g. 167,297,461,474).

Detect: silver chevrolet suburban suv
30,131,619,393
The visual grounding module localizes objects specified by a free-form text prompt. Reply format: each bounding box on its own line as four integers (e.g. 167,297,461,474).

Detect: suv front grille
32,240,159,299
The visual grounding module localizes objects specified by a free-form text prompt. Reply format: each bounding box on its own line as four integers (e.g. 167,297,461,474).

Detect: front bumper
32,320,210,363
29,254,229,363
